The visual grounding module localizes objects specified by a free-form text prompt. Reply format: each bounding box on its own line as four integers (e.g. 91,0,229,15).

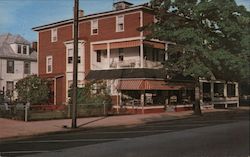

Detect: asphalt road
0,109,249,157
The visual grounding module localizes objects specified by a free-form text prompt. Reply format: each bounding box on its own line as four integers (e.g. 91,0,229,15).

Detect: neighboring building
0,33,37,100
33,1,239,113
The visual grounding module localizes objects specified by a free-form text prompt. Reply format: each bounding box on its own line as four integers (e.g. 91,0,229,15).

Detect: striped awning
117,80,186,90
117,80,144,90
93,43,107,51
144,80,182,90
110,40,141,49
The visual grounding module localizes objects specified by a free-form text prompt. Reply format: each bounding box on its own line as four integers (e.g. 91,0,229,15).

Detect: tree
15,75,50,105
148,0,250,115
68,80,112,106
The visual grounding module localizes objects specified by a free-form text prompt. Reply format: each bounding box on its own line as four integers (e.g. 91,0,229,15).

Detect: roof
32,3,151,31
0,33,37,61
86,68,166,80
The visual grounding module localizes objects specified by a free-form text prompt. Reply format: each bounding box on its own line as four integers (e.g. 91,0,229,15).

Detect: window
7,60,14,73
51,28,57,42
23,45,27,54
116,15,124,32
68,49,81,64
214,83,224,97
118,48,124,61
91,19,98,35
46,56,53,73
227,84,236,97
24,62,31,74
68,49,73,64
6,81,14,96
17,45,21,54
96,50,101,62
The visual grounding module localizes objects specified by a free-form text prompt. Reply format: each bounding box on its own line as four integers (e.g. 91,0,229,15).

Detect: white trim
140,11,143,37
113,105,165,109
116,15,124,32
91,36,143,45
91,19,99,35
46,55,53,73
174,104,193,108
51,28,57,42
54,78,56,105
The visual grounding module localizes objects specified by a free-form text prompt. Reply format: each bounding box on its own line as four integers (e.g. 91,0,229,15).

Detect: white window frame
24,61,31,74
51,28,57,42
116,15,124,32
46,56,53,73
91,19,98,35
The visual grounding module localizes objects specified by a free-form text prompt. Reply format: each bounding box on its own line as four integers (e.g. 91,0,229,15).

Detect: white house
0,33,37,100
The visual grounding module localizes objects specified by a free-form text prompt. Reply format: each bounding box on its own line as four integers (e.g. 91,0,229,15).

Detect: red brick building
33,1,239,113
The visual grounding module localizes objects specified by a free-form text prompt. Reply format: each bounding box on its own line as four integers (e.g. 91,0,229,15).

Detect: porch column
54,78,56,105
199,81,203,106
107,43,110,69
235,82,239,108
141,90,145,114
210,82,214,108
224,83,228,108
140,40,144,68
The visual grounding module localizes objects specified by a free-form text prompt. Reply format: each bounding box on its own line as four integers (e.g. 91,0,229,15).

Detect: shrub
15,75,50,105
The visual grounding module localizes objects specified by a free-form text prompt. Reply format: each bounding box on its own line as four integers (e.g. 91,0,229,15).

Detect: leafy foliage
68,80,112,107
15,75,50,104
149,0,250,81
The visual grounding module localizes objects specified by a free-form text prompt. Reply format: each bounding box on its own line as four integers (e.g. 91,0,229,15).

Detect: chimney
32,42,37,52
113,1,133,10
79,9,84,17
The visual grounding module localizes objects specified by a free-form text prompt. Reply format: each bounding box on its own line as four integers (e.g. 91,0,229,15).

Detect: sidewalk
0,107,248,140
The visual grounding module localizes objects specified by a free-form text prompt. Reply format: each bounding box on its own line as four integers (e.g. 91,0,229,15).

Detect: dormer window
17,45,21,54
51,28,58,42
116,15,124,32
91,19,98,35
23,45,27,54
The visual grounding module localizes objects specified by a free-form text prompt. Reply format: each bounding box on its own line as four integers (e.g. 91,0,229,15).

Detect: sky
0,0,249,42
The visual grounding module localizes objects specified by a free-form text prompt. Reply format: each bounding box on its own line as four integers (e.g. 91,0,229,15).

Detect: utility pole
72,0,79,128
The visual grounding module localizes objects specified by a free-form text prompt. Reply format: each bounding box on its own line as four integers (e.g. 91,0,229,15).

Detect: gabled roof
32,3,152,31
0,33,37,61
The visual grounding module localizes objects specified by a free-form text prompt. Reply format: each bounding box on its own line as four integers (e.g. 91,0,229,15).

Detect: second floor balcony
91,40,167,70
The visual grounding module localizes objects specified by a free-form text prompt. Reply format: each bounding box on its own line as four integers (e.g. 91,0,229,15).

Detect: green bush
68,80,112,110
15,75,50,105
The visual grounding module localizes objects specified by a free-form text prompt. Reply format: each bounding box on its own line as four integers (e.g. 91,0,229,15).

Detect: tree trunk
194,81,202,116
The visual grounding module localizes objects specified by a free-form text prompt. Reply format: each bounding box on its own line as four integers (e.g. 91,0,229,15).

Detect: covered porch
114,79,195,114
200,80,239,109
91,39,167,70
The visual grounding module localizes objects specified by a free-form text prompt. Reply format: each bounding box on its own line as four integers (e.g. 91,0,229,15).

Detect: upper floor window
46,56,53,73
24,61,31,74
7,60,14,73
116,15,124,32
91,19,98,35
23,45,27,54
51,28,57,42
6,81,14,95
67,49,81,64
17,45,21,54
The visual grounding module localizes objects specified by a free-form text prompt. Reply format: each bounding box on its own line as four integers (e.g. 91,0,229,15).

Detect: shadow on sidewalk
77,117,108,128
